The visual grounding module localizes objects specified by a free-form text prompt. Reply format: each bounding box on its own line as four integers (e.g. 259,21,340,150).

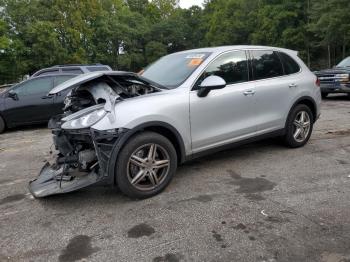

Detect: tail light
315,78,320,87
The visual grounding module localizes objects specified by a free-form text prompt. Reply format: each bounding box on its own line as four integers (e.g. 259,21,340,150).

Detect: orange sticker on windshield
188,58,203,67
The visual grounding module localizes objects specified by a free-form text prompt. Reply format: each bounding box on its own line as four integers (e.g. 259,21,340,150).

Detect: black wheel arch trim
106,121,186,185
287,96,318,126
0,111,7,127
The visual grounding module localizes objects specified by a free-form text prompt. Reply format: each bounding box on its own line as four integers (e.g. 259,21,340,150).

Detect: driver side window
196,50,249,88
13,77,53,96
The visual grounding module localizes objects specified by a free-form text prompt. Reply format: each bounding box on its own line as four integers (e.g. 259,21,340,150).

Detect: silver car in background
29,46,321,199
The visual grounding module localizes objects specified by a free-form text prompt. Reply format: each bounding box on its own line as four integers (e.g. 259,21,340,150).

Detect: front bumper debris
29,162,101,198
29,126,128,198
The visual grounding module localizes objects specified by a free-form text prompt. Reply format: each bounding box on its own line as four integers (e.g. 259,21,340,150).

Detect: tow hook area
29,162,101,198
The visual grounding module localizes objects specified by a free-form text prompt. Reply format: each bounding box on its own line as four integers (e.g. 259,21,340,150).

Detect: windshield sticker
188,58,204,67
186,54,206,59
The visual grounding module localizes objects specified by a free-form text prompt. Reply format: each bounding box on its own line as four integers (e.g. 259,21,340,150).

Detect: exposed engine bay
64,75,159,113
29,72,162,197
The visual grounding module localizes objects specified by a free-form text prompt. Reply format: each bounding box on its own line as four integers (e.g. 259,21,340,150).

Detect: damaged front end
29,72,162,197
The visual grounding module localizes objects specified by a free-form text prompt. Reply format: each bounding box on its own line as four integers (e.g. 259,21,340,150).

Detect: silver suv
29,46,321,199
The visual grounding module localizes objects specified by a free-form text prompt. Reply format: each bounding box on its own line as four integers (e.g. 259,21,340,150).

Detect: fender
285,95,318,129
106,121,187,185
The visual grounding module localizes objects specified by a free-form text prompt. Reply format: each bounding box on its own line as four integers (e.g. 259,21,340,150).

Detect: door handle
243,90,256,96
289,83,298,88
41,95,53,99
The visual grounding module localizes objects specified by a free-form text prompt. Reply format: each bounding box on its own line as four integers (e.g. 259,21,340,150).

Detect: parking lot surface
0,95,350,262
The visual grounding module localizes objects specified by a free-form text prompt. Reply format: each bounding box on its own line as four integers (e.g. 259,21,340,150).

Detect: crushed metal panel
29,163,101,198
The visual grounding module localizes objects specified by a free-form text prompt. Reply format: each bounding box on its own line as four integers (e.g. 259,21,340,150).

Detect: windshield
337,57,350,67
142,52,211,88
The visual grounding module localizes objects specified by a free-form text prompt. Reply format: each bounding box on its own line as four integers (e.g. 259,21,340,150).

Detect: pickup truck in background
314,57,350,98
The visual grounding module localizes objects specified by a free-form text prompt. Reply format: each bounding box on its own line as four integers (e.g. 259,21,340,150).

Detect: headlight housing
62,108,107,130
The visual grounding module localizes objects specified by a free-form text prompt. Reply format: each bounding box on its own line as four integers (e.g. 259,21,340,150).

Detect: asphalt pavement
0,95,349,262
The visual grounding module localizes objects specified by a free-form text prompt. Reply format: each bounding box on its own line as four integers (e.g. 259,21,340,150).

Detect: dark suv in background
315,57,350,98
0,64,112,133
31,64,112,77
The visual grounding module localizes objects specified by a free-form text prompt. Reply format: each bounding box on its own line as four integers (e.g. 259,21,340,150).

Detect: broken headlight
61,108,107,129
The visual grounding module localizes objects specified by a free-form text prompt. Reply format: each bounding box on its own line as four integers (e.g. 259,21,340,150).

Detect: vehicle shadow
35,137,284,206
2,123,48,134
180,137,285,170
323,94,350,101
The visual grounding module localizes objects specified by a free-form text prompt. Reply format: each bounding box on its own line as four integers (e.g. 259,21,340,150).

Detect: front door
3,76,55,125
190,50,258,154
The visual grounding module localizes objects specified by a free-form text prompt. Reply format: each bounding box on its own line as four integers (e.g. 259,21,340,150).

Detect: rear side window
251,50,284,80
198,50,249,86
279,52,300,75
87,66,110,72
54,75,76,86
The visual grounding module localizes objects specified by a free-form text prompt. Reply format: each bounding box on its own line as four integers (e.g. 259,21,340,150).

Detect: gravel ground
0,95,349,262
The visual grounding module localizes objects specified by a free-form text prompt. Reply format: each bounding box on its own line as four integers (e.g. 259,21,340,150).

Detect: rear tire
284,104,314,148
321,92,328,99
0,116,5,134
115,132,177,199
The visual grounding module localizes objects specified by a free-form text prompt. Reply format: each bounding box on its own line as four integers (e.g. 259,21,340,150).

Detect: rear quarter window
279,52,301,75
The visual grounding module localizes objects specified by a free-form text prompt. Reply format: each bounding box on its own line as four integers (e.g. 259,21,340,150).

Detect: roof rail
49,64,103,68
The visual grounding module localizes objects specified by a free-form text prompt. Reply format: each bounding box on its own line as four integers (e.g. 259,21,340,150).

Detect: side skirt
186,129,285,162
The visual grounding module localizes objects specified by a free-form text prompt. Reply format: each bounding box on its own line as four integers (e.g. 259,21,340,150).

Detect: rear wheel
0,116,5,134
116,132,177,199
321,92,328,99
284,104,314,148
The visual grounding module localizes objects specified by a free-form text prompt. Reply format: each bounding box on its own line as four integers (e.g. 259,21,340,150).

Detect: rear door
3,77,55,124
190,50,258,153
250,50,300,133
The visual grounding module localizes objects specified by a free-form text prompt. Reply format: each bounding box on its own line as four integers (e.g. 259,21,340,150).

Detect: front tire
284,104,314,148
116,132,177,199
0,116,5,134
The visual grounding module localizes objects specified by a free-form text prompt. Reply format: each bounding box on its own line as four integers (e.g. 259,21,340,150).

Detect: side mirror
197,75,226,97
7,90,18,100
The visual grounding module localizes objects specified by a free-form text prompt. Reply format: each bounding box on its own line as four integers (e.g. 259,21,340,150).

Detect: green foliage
0,0,349,84
145,41,167,64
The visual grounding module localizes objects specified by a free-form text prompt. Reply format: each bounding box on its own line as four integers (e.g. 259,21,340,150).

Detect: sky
179,0,205,9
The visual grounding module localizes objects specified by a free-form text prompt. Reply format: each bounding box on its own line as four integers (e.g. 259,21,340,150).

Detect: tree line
0,0,349,84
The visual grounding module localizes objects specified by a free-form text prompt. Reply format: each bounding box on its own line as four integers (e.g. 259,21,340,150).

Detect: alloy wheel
293,111,311,143
127,143,170,191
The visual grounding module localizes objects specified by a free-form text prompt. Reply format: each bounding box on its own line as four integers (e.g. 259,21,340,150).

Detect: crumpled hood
49,71,157,95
